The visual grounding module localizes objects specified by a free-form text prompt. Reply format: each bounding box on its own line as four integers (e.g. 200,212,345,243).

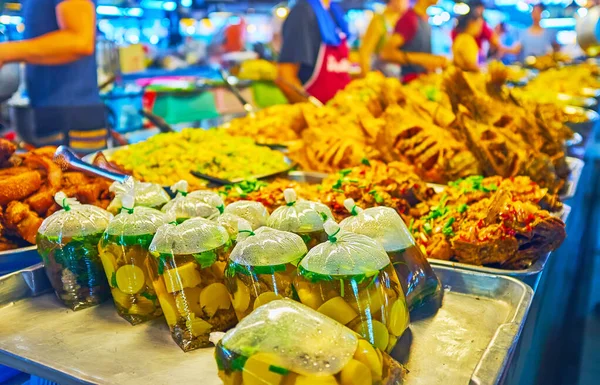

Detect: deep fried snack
0,171,43,206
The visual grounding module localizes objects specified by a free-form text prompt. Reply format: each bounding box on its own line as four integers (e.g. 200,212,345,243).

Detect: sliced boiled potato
100,252,118,285
185,315,213,337
388,299,410,336
231,279,251,314
353,339,383,379
242,353,285,385
175,287,203,316
294,280,323,309
353,320,390,352
115,265,147,295
111,288,132,310
340,359,372,385
200,283,232,317
253,292,283,310
163,262,202,293
129,297,156,315
317,297,358,325
350,287,385,315
152,277,168,298
295,375,338,385
158,294,179,326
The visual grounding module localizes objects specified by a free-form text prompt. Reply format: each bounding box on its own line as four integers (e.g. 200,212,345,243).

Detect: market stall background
1,0,600,385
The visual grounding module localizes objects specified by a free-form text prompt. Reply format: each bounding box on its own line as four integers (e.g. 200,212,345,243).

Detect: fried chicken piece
23,153,63,216
4,201,44,244
0,138,16,166
0,171,43,206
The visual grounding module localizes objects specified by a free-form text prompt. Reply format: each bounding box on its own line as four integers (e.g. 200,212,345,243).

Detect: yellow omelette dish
110,129,289,189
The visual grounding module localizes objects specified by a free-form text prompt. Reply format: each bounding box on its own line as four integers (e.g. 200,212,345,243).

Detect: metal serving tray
0,264,532,385
561,157,585,200
0,246,40,277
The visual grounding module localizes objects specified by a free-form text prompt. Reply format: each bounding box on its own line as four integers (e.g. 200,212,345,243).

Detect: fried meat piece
3,201,44,244
0,171,43,206
0,139,16,165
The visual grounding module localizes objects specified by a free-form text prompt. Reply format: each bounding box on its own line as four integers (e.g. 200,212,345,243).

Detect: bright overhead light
163,1,177,11
577,7,588,17
453,3,470,15
275,6,288,18
575,0,588,6
182,0,192,7
96,5,120,16
516,1,530,12
540,17,576,28
127,8,143,17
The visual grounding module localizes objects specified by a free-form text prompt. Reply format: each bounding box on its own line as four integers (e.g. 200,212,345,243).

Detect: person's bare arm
381,34,447,70
0,0,95,65
276,63,309,104
358,16,383,76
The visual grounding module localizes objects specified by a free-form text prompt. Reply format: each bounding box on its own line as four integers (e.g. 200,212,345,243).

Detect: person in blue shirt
514,4,559,62
0,0,106,152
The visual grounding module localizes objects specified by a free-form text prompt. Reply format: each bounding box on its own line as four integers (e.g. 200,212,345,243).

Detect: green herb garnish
193,250,218,269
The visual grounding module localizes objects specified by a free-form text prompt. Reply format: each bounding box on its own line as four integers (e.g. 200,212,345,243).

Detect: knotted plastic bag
107,177,170,214
267,188,333,249
148,217,235,351
99,192,167,324
214,299,406,385
224,200,269,230
340,199,441,310
224,225,307,321
294,220,409,353
214,213,253,242
161,180,222,223
36,192,113,311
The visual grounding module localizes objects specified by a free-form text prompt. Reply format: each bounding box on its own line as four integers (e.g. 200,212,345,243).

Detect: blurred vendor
451,0,502,60
380,0,448,82
0,0,106,152
453,11,484,72
277,0,351,104
514,4,559,62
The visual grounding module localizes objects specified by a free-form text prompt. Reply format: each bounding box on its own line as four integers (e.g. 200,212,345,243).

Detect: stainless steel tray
561,157,585,200
0,264,532,385
82,144,295,185
0,246,40,276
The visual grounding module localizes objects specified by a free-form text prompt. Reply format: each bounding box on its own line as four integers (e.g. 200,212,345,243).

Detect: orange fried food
0,171,43,206
0,138,16,165
4,201,44,244
22,153,63,216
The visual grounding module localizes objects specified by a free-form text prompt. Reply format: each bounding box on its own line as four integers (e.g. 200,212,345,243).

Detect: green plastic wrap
224,226,307,321
294,220,409,353
148,217,235,351
107,177,170,214
161,180,222,223
267,188,333,249
340,199,441,310
214,299,406,385
99,193,168,325
36,192,113,311
214,213,253,242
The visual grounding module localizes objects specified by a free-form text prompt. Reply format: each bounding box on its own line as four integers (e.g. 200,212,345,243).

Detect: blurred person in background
453,10,484,72
358,0,408,77
0,0,106,152
513,4,559,62
277,0,351,103
380,0,448,82
452,0,504,60
490,22,518,63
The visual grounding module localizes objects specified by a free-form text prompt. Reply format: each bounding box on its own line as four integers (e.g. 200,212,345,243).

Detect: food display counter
0,60,598,385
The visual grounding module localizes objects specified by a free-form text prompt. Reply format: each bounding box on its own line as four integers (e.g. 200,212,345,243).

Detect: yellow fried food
317,297,358,325
109,129,289,189
115,265,146,295
163,262,202,293
200,283,232,316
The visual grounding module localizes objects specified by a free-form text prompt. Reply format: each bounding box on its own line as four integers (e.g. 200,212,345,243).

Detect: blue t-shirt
23,0,101,108
517,28,557,63
279,0,325,84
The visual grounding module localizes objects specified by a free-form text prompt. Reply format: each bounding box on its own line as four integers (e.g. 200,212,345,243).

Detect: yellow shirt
453,33,479,71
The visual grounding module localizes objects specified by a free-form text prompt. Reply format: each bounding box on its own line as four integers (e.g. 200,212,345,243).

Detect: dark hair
468,0,485,8
456,10,481,33
533,3,546,11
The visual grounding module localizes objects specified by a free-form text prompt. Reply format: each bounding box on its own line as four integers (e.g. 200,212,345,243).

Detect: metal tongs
216,66,257,116
54,146,129,183
276,77,324,108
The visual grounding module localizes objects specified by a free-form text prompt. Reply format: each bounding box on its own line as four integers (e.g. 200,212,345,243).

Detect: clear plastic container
294,221,409,353
224,200,270,230
36,192,113,311
161,180,222,223
147,217,236,351
267,188,333,249
214,213,253,243
107,177,170,214
224,226,308,321
99,194,167,325
340,199,441,310
214,299,406,385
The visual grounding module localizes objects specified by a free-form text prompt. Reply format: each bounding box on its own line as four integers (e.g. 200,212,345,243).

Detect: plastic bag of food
340,199,441,310
36,192,113,311
214,299,406,385
187,189,222,205
224,200,269,230
215,213,253,242
294,220,409,353
148,217,236,351
107,177,170,214
267,188,333,249
161,180,222,223
225,225,307,321
99,193,167,325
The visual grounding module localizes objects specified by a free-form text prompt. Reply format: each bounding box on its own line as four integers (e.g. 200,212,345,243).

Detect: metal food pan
560,157,585,200
0,264,532,385
0,246,41,277
565,107,599,138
